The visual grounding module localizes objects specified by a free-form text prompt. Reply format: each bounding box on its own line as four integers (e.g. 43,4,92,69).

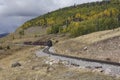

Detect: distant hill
16,0,120,37
0,33,9,38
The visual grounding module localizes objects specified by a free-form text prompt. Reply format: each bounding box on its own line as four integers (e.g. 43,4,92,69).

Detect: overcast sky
0,0,102,33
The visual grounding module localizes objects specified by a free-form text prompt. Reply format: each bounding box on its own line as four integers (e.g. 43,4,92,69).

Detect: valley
0,0,120,80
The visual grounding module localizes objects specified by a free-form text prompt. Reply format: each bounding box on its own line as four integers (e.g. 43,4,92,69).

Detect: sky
0,0,102,34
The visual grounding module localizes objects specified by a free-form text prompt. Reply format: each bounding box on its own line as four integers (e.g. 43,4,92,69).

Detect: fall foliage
18,0,120,37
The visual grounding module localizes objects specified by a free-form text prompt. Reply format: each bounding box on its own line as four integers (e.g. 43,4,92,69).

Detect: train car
24,41,32,45
24,40,53,47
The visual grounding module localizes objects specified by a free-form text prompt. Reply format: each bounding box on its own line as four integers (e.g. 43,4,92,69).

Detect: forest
18,0,120,37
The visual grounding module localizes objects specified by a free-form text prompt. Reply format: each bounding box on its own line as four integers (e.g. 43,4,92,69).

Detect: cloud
0,0,102,33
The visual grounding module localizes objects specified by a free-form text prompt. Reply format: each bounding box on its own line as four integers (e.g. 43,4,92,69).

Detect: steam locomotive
24,40,52,47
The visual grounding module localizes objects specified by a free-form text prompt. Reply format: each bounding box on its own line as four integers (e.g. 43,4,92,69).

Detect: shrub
34,35,38,37
69,16,120,37
6,46,10,50
47,25,63,34
0,46,3,50
19,30,24,35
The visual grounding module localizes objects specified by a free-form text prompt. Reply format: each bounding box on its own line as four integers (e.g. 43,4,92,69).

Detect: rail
24,41,120,66
43,47,120,66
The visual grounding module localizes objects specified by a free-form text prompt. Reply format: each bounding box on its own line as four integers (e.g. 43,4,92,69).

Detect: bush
34,35,38,37
69,16,120,37
0,46,3,50
47,25,63,34
6,46,10,50
19,30,24,35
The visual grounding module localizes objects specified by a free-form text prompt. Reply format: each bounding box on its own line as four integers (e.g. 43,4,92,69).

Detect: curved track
43,47,120,66
36,47,120,76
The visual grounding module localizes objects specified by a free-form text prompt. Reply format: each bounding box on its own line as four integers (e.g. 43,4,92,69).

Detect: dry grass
0,26,47,44
74,28,120,44
0,46,43,80
0,46,119,80
55,28,120,62
0,27,120,80
0,40,119,80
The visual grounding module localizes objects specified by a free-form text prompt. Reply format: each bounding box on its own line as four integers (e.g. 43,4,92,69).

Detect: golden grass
54,27,120,62
0,27,120,80
57,27,120,45
0,43,119,80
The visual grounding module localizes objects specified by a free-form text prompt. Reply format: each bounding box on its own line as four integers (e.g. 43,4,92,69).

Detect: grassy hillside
54,27,120,62
0,45,119,80
17,0,120,37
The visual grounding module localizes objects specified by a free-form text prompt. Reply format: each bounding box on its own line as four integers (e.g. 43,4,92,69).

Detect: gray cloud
0,0,102,33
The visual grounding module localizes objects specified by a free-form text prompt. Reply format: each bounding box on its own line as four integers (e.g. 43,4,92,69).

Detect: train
24,40,52,47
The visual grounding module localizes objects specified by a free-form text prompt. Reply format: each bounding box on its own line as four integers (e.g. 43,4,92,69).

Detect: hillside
1,0,120,79
54,27,120,63
17,0,120,37
0,46,119,80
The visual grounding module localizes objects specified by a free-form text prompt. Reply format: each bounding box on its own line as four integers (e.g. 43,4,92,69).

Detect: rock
45,61,53,65
32,65,40,70
45,58,60,65
92,69,104,73
94,66,102,69
71,63,79,67
54,59,60,64
79,66,86,69
49,58,55,62
27,60,31,63
11,62,21,68
85,66,92,69
45,61,50,64
83,47,88,51
49,62,53,65
104,68,112,75
98,47,102,49
49,47,55,53
46,66,55,72
106,58,111,61
62,60,69,65
65,49,70,53
118,44,120,47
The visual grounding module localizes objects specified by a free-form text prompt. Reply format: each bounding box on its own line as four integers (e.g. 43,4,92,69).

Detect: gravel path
36,47,120,77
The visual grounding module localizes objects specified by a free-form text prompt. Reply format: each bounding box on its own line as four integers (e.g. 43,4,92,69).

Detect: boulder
11,62,21,68
104,68,112,75
106,58,111,61
32,65,40,70
46,66,55,72
83,47,88,51
92,69,104,73
61,60,69,65
45,61,53,65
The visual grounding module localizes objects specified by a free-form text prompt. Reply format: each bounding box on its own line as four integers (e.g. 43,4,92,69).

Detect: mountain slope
54,27,120,62
17,0,120,37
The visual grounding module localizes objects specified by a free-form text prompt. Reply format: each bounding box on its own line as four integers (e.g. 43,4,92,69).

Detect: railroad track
38,47,120,76
24,40,120,67
43,47,120,66
24,41,120,76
